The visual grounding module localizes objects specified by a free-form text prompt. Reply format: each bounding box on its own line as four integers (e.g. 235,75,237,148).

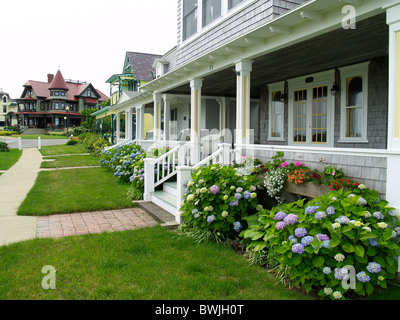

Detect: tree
81,108,98,133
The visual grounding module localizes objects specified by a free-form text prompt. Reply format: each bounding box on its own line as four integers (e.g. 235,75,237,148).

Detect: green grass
12,135,68,140
0,149,22,170
39,144,89,156
41,155,100,168
0,226,311,300
17,167,134,216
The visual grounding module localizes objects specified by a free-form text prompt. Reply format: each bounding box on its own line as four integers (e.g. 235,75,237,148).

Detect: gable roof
22,73,109,102
125,52,162,81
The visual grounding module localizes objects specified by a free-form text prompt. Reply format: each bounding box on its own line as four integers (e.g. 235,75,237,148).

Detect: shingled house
15,70,108,129
107,0,400,222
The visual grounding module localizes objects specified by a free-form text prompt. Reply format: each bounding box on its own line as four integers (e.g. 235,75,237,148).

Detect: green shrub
179,163,260,243
65,139,78,145
242,185,400,300
0,142,9,152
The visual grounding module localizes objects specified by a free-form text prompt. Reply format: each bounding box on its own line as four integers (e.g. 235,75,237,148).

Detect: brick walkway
36,208,158,239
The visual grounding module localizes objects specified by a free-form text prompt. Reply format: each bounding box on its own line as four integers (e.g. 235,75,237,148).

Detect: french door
289,72,334,147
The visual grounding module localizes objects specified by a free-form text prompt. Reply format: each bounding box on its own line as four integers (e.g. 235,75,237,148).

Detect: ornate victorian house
16,70,108,129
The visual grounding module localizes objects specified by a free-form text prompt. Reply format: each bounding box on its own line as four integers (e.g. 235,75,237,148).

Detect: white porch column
190,78,203,164
153,93,162,141
136,105,145,142
216,97,227,132
163,94,171,142
386,2,400,214
235,60,253,149
116,111,121,141
125,109,133,141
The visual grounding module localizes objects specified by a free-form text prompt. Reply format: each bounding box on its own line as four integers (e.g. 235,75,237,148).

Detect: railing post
38,136,41,150
177,141,187,165
143,158,156,201
18,137,22,150
219,143,231,166
176,165,193,224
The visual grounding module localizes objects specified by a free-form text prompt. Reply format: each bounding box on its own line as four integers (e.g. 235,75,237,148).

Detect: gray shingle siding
175,0,309,70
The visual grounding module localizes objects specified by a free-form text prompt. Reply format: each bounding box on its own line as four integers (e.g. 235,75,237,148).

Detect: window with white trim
339,62,369,143
228,0,243,9
202,0,221,27
183,0,198,41
267,82,285,141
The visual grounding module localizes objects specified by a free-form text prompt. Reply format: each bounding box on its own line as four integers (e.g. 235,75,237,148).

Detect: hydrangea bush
242,185,400,299
179,163,260,242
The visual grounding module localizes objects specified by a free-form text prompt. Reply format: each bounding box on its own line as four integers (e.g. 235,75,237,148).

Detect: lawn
17,167,134,216
0,149,22,170
0,226,311,300
12,135,68,140
41,155,100,168
39,144,89,156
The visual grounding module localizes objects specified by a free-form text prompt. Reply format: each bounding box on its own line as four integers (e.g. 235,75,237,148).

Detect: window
183,0,198,41
55,103,59,110
3,96,6,103
228,0,243,10
87,89,91,97
339,62,369,143
3,106,6,113
55,91,59,96
268,82,285,141
61,91,65,96
202,0,221,27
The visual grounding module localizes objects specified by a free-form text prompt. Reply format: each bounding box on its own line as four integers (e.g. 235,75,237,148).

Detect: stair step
163,181,177,195
151,190,177,208
136,201,178,228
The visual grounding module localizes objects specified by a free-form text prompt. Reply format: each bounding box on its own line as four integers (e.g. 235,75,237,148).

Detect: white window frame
180,0,255,46
338,62,370,143
267,81,285,142
287,70,335,148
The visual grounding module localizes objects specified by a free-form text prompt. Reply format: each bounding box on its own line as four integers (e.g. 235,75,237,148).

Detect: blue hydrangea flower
323,267,332,275
305,206,318,215
315,211,327,220
274,211,287,221
294,227,307,238
233,221,242,232
366,262,382,274
292,243,305,255
301,236,314,247
336,216,350,225
288,235,298,244
357,271,371,283
334,268,349,281
207,215,216,223
243,191,251,200
369,238,380,247
326,206,335,215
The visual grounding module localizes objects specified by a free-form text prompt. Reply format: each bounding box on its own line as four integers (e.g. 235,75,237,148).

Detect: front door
289,71,334,147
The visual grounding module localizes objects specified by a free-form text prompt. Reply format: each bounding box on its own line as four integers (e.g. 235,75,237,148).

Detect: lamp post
66,106,70,136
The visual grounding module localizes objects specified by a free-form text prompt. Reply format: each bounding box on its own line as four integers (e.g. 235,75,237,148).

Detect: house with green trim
93,52,161,142
105,0,400,224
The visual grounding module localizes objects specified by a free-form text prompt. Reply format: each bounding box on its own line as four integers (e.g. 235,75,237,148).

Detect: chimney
47,74,54,83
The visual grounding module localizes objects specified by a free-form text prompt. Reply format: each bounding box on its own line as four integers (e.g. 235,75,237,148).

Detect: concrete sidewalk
0,148,42,246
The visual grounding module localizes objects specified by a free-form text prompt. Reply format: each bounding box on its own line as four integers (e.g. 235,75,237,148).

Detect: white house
109,0,400,222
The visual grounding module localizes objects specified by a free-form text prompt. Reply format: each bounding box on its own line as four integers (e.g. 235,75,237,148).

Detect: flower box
284,182,331,198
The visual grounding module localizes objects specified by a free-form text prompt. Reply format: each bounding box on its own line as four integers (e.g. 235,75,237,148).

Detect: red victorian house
15,70,108,129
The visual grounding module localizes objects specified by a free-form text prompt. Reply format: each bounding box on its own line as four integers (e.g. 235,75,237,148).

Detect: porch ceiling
167,13,388,99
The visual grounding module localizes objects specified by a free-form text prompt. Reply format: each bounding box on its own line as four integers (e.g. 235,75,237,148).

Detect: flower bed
242,183,400,300
179,163,260,242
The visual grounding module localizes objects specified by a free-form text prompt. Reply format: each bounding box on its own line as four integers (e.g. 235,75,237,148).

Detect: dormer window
54,91,60,96
88,89,91,97
61,91,66,97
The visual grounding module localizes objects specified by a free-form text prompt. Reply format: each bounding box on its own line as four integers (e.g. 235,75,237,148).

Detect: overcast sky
0,0,177,99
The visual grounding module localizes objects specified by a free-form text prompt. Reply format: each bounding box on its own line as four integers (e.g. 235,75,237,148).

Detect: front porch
108,2,400,220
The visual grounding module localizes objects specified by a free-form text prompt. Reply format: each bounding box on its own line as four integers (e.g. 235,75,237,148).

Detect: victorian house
15,70,108,129
105,0,400,223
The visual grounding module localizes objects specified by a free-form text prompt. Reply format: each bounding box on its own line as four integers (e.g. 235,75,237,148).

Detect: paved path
36,208,158,239
0,148,42,246
0,148,158,246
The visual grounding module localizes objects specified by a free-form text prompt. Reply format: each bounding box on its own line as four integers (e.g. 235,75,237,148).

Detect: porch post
136,105,145,143
111,114,115,144
216,97,227,133
125,110,131,141
235,60,253,152
116,111,121,141
190,78,203,164
163,94,171,142
153,93,162,141
386,2,400,216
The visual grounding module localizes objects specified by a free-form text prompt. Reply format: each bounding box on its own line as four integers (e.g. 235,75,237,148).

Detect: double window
182,0,245,41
